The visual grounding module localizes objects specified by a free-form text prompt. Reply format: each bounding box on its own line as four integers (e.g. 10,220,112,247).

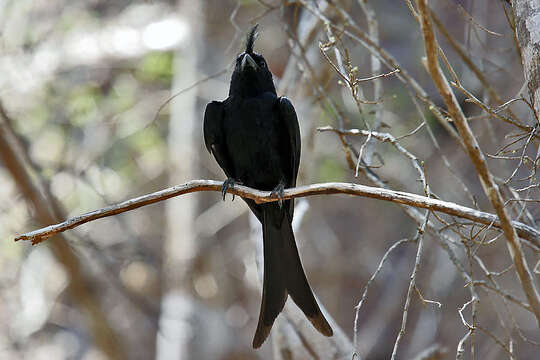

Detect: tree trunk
513,0,540,117
0,108,125,360
156,1,201,358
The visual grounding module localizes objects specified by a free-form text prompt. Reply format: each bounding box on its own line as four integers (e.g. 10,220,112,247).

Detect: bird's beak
241,53,258,71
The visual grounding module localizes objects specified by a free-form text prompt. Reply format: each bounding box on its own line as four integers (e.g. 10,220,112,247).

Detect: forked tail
252,204,333,348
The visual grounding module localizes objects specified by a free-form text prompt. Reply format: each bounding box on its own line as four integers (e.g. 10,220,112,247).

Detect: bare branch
15,179,540,248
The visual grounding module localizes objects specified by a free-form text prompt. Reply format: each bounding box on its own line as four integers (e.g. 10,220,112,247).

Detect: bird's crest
246,24,259,54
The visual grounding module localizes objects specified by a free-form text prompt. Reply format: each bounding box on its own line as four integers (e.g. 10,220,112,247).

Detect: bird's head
229,24,276,97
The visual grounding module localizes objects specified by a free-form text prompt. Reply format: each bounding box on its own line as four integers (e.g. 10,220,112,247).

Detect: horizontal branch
15,180,540,248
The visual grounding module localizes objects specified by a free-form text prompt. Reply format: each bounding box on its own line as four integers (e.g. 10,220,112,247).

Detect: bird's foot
271,182,285,209
222,178,239,201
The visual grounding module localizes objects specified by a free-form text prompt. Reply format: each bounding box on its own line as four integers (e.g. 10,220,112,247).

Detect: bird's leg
222,178,242,201
271,181,285,209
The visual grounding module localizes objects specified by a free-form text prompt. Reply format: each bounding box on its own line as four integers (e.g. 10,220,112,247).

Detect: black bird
203,25,333,348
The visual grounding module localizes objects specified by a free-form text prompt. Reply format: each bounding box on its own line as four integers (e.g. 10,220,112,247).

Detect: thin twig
456,330,472,360
391,211,430,360
353,238,412,351
151,68,228,124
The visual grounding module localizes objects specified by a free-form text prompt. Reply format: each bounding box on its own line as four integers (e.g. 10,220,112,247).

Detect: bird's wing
277,97,301,218
203,100,223,153
203,101,234,178
277,97,301,186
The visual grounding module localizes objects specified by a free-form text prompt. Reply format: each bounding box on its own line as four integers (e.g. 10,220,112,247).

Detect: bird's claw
222,178,237,201
271,183,285,209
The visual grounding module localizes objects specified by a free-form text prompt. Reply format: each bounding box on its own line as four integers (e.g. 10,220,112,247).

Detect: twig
456,4,503,37
453,81,532,133
456,330,471,360
353,238,412,351
458,297,478,330
151,68,228,124
355,68,400,83
472,280,530,312
476,325,513,357
415,285,442,308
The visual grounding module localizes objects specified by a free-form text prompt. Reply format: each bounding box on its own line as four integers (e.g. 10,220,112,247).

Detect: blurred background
1,0,539,359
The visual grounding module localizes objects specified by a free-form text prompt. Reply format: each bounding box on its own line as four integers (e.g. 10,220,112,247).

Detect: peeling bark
513,0,540,117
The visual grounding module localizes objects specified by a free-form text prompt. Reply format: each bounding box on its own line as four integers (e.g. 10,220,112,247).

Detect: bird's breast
224,97,284,190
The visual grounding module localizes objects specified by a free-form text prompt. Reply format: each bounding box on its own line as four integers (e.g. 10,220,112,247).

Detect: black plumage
203,25,333,348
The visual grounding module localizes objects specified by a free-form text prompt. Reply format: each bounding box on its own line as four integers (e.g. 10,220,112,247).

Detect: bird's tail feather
252,204,333,348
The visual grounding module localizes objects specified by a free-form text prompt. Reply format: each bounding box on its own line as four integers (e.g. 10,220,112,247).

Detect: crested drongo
203,25,333,348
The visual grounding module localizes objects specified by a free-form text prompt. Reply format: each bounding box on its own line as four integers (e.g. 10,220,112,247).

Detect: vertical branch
417,0,540,327
0,106,125,359
358,0,383,165
465,239,479,360
390,212,430,360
